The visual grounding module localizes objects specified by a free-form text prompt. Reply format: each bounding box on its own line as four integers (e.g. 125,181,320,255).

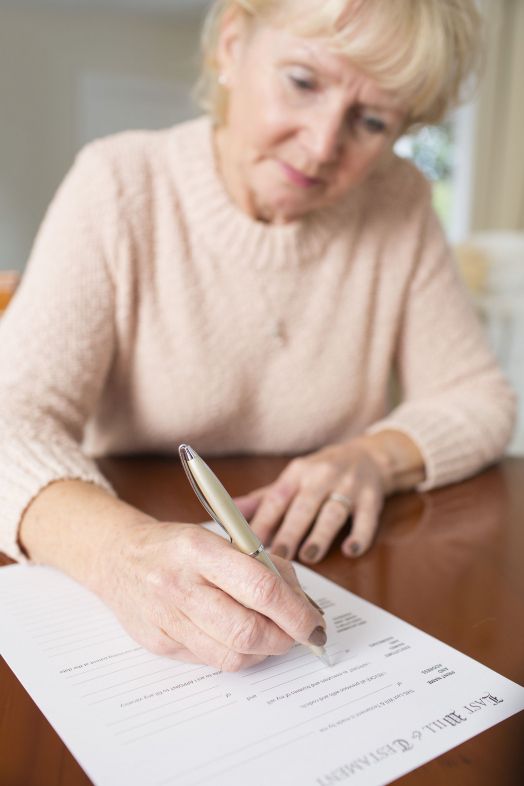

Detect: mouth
277,161,323,189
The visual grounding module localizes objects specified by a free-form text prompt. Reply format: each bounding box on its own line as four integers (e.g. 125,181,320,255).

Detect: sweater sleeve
367,193,517,491
0,144,119,562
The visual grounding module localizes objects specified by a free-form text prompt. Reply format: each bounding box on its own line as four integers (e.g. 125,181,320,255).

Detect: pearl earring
218,73,229,87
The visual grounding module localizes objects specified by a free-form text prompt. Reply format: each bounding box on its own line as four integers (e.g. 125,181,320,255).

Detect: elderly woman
0,0,515,670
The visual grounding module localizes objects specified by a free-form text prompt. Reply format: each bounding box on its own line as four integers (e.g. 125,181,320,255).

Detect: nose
302,107,345,164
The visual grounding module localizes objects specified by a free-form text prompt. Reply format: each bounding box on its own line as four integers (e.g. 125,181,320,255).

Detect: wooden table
1,455,523,785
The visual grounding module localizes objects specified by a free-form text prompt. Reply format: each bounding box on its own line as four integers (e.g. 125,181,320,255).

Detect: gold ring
328,492,352,511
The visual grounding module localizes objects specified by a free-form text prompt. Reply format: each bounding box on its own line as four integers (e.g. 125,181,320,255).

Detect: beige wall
0,6,203,271
471,0,524,231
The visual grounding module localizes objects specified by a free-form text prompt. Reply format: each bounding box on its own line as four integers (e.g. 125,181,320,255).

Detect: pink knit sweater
0,117,515,560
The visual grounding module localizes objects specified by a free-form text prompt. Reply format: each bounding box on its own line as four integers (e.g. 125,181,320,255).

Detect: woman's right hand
97,519,327,672
19,480,326,672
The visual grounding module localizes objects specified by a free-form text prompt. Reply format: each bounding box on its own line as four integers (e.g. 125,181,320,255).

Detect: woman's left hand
235,439,392,564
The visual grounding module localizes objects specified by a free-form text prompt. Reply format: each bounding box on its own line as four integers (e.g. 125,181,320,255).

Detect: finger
157,609,271,672
269,556,324,615
171,526,325,651
341,488,383,557
304,593,325,615
175,582,294,657
269,554,300,588
270,488,326,560
249,478,299,545
299,495,352,564
114,612,260,671
233,486,269,520
180,558,324,664
201,542,325,649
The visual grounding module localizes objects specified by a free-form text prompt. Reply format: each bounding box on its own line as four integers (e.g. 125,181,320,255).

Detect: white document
1,563,523,786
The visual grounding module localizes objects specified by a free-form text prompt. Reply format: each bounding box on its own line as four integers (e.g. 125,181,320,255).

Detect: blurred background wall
0,0,523,451
0,0,206,272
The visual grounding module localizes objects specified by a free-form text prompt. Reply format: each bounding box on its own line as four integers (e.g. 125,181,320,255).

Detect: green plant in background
395,122,455,232
410,123,454,181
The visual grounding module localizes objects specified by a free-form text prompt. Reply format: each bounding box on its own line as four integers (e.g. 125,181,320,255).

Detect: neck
213,125,254,218
213,125,295,225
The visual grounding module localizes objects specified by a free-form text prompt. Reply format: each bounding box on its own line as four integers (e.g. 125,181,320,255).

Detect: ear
216,6,249,84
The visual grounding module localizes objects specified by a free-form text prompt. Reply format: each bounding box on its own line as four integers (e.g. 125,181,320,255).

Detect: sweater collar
170,116,354,269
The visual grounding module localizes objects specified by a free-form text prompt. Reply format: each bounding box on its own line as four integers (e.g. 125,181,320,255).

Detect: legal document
1,563,523,786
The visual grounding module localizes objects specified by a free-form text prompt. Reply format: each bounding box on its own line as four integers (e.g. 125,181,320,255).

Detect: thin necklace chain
251,265,295,347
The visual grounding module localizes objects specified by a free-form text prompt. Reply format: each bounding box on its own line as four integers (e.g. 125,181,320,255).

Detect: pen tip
179,444,195,461
308,643,332,667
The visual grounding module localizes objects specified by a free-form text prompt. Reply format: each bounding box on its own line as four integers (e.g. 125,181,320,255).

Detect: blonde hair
195,0,483,128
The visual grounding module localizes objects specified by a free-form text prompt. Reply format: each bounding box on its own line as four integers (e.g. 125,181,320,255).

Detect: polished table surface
1,455,523,785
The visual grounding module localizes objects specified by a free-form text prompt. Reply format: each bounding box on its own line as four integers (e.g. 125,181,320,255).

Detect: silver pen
179,444,330,666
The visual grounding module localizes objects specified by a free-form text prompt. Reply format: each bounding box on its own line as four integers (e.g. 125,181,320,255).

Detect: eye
286,68,317,93
360,115,387,134
290,75,315,91
346,107,388,137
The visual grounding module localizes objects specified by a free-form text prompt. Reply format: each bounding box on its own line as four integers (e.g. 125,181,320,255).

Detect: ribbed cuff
0,436,115,563
366,405,491,492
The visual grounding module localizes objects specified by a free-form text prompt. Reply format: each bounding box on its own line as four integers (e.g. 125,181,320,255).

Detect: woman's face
215,16,407,224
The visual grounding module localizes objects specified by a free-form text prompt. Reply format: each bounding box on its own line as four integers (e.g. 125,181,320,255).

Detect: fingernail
305,593,325,615
308,625,327,647
272,544,288,559
303,544,319,562
343,541,361,557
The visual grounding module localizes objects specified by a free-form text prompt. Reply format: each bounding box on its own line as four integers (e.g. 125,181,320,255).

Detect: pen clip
178,444,233,544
